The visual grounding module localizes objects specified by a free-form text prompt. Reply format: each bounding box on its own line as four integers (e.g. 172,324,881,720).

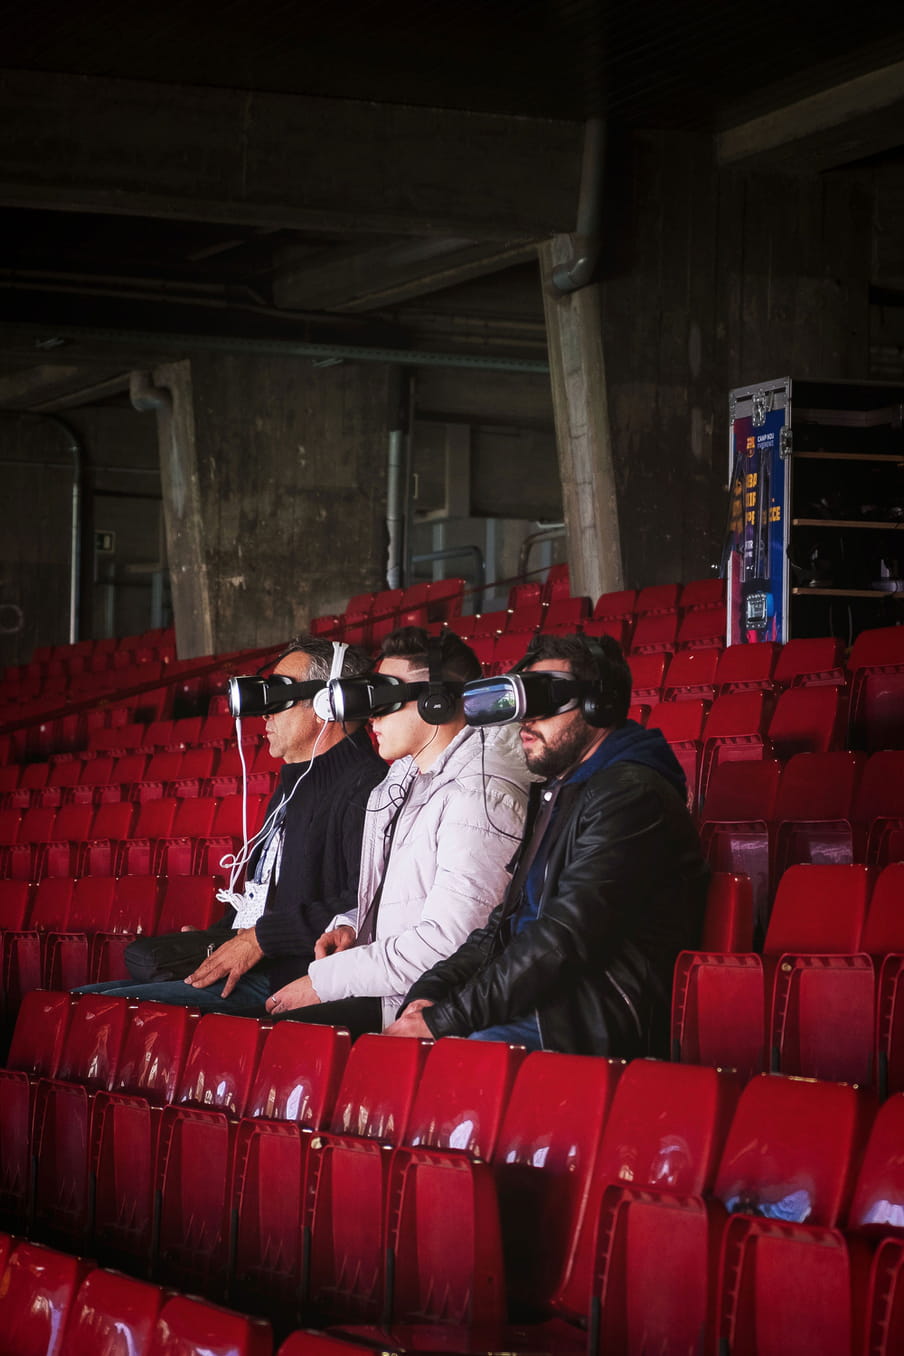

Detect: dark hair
277,634,373,684
525,632,632,725
381,625,482,685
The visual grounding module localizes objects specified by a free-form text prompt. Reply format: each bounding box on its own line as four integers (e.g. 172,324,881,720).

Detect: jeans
468,1011,543,1050
73,969,275,1016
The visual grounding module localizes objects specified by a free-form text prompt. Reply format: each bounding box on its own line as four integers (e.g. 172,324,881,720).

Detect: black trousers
269,995,383,1039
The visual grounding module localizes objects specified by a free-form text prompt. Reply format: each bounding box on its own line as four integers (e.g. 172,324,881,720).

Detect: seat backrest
6,990,72,1076
111,752,149,784
108,874,162,934
636,583,680,614
847,625,904,673
145,750,186,782
545,596,591,628
62,1268,166,1355
628,651,668,696
703,690,770,741
171,796,218,836
846,1093,904,1233
541,563,571,603
593,588,638,620
713,1073,870,1227
211,792,265,836
861,864,904,957
29,876,76,930
49,802,95,841
55,994,131,1089
179,745,218,778
90,799,137,840
111,1001,197,1103
506,602,544,632
852,751,904,821
701,872,755,952
404,1037,526,1159
244,1021,351,1126
147,1295,272,1356
768,684,843,758
175,1013,266,1116
133,796,179,838
699,758,782,823
647,698,708,743
67,876,118,931
676,609,726,647
156,875,219,932
0,1241,94,1356
507,581,543,610
663,648,720,694
715,641,780,691
327,1032,431,1141
630,612,679,650
774,635,845,686
19,805,58,842
78,755,116,788
772,750,864,822
0,878,32,929
765,863,875,956
680,578,726,610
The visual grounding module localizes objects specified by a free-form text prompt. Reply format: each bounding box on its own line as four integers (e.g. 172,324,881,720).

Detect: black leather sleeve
421,764,678,1038
400,901,505,1012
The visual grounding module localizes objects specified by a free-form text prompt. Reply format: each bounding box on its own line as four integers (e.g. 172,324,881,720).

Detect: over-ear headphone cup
417,690,457,725
312,687,333,722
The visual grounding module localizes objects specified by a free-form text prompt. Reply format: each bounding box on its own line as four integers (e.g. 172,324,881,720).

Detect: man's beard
522,714,597,779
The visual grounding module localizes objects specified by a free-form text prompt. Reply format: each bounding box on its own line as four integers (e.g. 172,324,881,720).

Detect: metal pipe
552,117,606,294
517,524,566,580
130,370,173,416
386,429,404,589
3,412,85,644
2,321,550,375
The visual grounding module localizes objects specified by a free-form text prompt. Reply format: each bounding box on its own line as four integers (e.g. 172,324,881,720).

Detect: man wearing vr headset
262,626,531,1035
76,636,386,1014
384,632,708,1056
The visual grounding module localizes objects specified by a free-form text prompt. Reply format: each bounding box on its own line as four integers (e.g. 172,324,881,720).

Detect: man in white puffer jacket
264,626,531,1035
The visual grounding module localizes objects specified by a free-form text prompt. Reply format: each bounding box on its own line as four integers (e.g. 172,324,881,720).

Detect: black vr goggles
320,673,464,725
462,671,596,727
227,673,326,718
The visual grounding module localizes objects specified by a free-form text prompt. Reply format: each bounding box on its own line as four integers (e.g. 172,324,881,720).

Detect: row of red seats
0,1239,323,1356
0,743,278,811
700,750,904,914
3,994,904,1355
0,874,222,1008
635,683,848,811
0,792,266,881
673,862,904,1092
29,626,176,665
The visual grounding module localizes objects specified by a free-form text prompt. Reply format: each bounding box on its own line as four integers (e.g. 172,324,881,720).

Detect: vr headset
320,672,464,726
462,671,594,726
227,640,348,719
227,673,325,718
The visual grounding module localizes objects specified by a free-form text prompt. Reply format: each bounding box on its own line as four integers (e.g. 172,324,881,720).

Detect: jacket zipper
606,970,644,1040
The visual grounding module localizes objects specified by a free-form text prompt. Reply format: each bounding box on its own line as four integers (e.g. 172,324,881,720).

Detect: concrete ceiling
3,0,904,410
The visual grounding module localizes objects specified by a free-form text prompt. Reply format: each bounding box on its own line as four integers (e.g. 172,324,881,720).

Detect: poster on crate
725,381,790,645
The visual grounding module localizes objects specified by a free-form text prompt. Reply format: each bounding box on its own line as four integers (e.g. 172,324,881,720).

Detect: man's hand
314,925,356,960
265,975,321,1015
184,928,264,998
383,999,435,1039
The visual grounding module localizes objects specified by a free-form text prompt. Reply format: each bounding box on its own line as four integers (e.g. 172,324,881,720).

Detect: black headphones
416,635,462,726
516,635,624,729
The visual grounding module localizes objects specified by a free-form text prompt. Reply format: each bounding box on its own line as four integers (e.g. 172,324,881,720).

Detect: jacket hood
568,719,687,800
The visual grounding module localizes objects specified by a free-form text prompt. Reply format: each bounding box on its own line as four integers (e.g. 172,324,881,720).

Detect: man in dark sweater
384,633,707,1056
74,635,386,1014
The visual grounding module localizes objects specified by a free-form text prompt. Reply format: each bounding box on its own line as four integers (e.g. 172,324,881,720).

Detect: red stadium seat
680,577,726,611
700,872,755,953
646,698,707,811
299,1035,432,1325
45,876,119,989
541,564,571,604
773,635,845,688
629,610,679,654
715,640,780,694
91,874,162,982
628,652,669,704
771,751,864,881
147,1294,272,1356
848,625,904,751
4,876,76,1007
853,751,904,866
507,581,542,610
553,1059,740,1330
699,759,782,929
0,990,72,1230
661,646,719,701
592,587,637,621
675,606,726,650
62,1268,166,1355
544,596,591,632
30,994,131,1247
0,1240,94,1356
93,1001,199,1267
506,602,544,633
699,690,772,802
635,583,680,614
154,1014,268,1295
766,683,845,761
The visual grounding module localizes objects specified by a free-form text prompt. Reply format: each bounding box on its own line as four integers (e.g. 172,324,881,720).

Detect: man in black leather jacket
384,633,708,1057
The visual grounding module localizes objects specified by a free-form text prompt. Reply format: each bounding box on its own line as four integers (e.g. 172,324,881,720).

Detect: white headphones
312,642,349,721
